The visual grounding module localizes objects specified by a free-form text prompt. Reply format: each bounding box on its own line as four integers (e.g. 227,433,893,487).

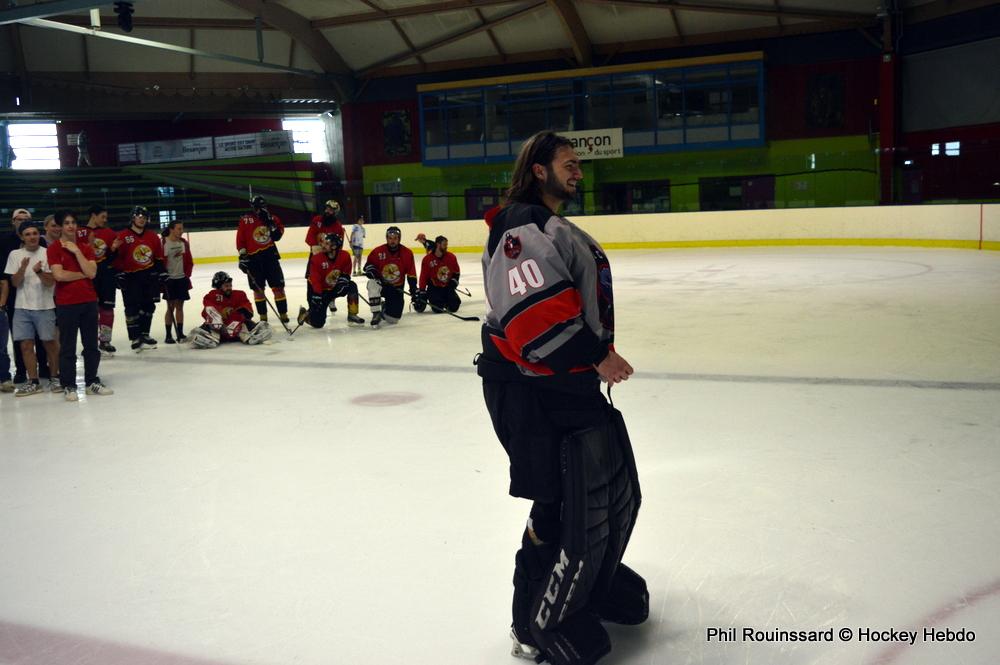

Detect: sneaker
297,306,308,326
370,312,383,327
165,336,176,345
63,387,79,402
46,379,61,392
15,381,43,397
0,379,13,393
347,313,365,325
99,342,117,355
140,334,157,349
86,381,114,396
13,373,26,385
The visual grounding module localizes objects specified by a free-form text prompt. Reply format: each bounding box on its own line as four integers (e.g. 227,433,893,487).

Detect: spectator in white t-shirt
4,222,59,396
350,215,366,276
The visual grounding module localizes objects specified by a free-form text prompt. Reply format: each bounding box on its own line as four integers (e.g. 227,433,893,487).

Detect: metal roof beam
359,1,546,77
0,0,113,26
546,0,593,66
20,17,327,79
584,0,871,24
218,0,352,76
313,0,519,27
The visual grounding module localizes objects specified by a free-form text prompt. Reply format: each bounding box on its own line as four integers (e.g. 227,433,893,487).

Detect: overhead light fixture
114,2,134,33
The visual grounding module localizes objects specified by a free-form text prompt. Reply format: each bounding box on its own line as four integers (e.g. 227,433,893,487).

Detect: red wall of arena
900,122,1000,201
766,58,879,140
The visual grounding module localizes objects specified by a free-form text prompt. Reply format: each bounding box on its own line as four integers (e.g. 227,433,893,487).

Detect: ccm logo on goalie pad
535,549,584,629
508,258,545,296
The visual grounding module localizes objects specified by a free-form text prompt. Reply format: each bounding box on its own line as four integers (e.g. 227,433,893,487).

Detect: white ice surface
1,247,998,665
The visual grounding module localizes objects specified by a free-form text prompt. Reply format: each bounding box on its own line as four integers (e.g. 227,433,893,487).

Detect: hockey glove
363,264,380,282
238,249,250,274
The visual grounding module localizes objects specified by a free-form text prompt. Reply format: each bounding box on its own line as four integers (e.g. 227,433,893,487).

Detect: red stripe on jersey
504,287,583,357
489,334,554,376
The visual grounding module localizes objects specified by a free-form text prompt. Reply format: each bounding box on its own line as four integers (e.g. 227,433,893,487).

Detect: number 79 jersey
481,202,614,376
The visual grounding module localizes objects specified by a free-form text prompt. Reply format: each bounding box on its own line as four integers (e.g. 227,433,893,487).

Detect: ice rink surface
2,246,998,665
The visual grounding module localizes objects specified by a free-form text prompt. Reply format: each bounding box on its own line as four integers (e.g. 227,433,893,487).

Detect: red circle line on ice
866,577,1000,665
351,392,422,407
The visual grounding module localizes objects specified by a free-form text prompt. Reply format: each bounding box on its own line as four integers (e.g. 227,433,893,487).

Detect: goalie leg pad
590,563,648,625
538,611,611,665
530,427,612,638
244,320,272,345
189,326,220,349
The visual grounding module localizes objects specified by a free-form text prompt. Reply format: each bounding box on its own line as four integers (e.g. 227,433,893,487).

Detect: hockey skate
328,301,337,314
347,313,365,325
370,312,383,327
297,306,309,326
278,312,290,324
140,334,158,349
130,338,143,353
510,630,542,661
99,342,116,356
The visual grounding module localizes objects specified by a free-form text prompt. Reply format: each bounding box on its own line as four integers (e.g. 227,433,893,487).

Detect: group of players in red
64,195,465,352
191,196,468,347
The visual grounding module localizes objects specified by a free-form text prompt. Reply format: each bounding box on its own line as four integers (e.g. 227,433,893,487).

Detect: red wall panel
767,58,879,140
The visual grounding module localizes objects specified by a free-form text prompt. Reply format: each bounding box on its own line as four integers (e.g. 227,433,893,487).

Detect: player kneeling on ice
189,271,273,349
413,235,461,314
362,225,416,327
297,233,364,328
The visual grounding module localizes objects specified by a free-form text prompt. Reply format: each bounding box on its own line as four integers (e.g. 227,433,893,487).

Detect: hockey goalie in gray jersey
477,131,648,665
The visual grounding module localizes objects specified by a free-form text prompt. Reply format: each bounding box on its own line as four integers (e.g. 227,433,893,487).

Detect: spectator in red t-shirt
47,210,113,401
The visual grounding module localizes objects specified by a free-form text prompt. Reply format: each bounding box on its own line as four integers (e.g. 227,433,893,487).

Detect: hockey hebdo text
706,626,976,645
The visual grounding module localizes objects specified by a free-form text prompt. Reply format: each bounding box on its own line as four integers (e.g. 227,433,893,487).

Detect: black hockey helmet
386,225,401,239
212,271,233,289
250,195,266,210
131,205,149,219
324,232,343,248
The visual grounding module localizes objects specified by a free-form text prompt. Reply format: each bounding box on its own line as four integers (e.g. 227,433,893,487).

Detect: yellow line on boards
191,238,996,264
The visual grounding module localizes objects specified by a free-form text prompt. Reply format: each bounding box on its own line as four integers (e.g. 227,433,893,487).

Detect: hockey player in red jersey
111,205,165,352
478,131,646,665
83,205,119,354
296,233,364,329
305,200,345,253
304,199,346,314
236,195,288,323
188,271,272,348
413,235,461,314
362,225,416,327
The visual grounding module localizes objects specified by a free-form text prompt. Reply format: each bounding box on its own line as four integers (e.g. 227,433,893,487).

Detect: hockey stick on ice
400,287,480,322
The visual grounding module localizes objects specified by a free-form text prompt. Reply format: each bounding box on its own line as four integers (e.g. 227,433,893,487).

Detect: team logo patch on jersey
503,233,521,259
253,226,271,244
92,238,107,259
133,244,152,265
325,270,340,287
382,264,401,284
436,265,450,282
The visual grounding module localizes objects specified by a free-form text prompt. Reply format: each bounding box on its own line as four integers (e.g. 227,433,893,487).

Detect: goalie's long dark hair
503,130,573,207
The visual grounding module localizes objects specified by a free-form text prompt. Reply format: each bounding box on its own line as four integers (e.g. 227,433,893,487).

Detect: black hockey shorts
427,284,460,312
94,266,117,308
382,285,404,319
120,271,161,312
482,377,610,502
247,255,285,290
306,281,356,327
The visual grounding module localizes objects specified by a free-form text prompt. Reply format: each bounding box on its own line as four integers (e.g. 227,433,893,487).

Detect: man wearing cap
1,208,49,390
